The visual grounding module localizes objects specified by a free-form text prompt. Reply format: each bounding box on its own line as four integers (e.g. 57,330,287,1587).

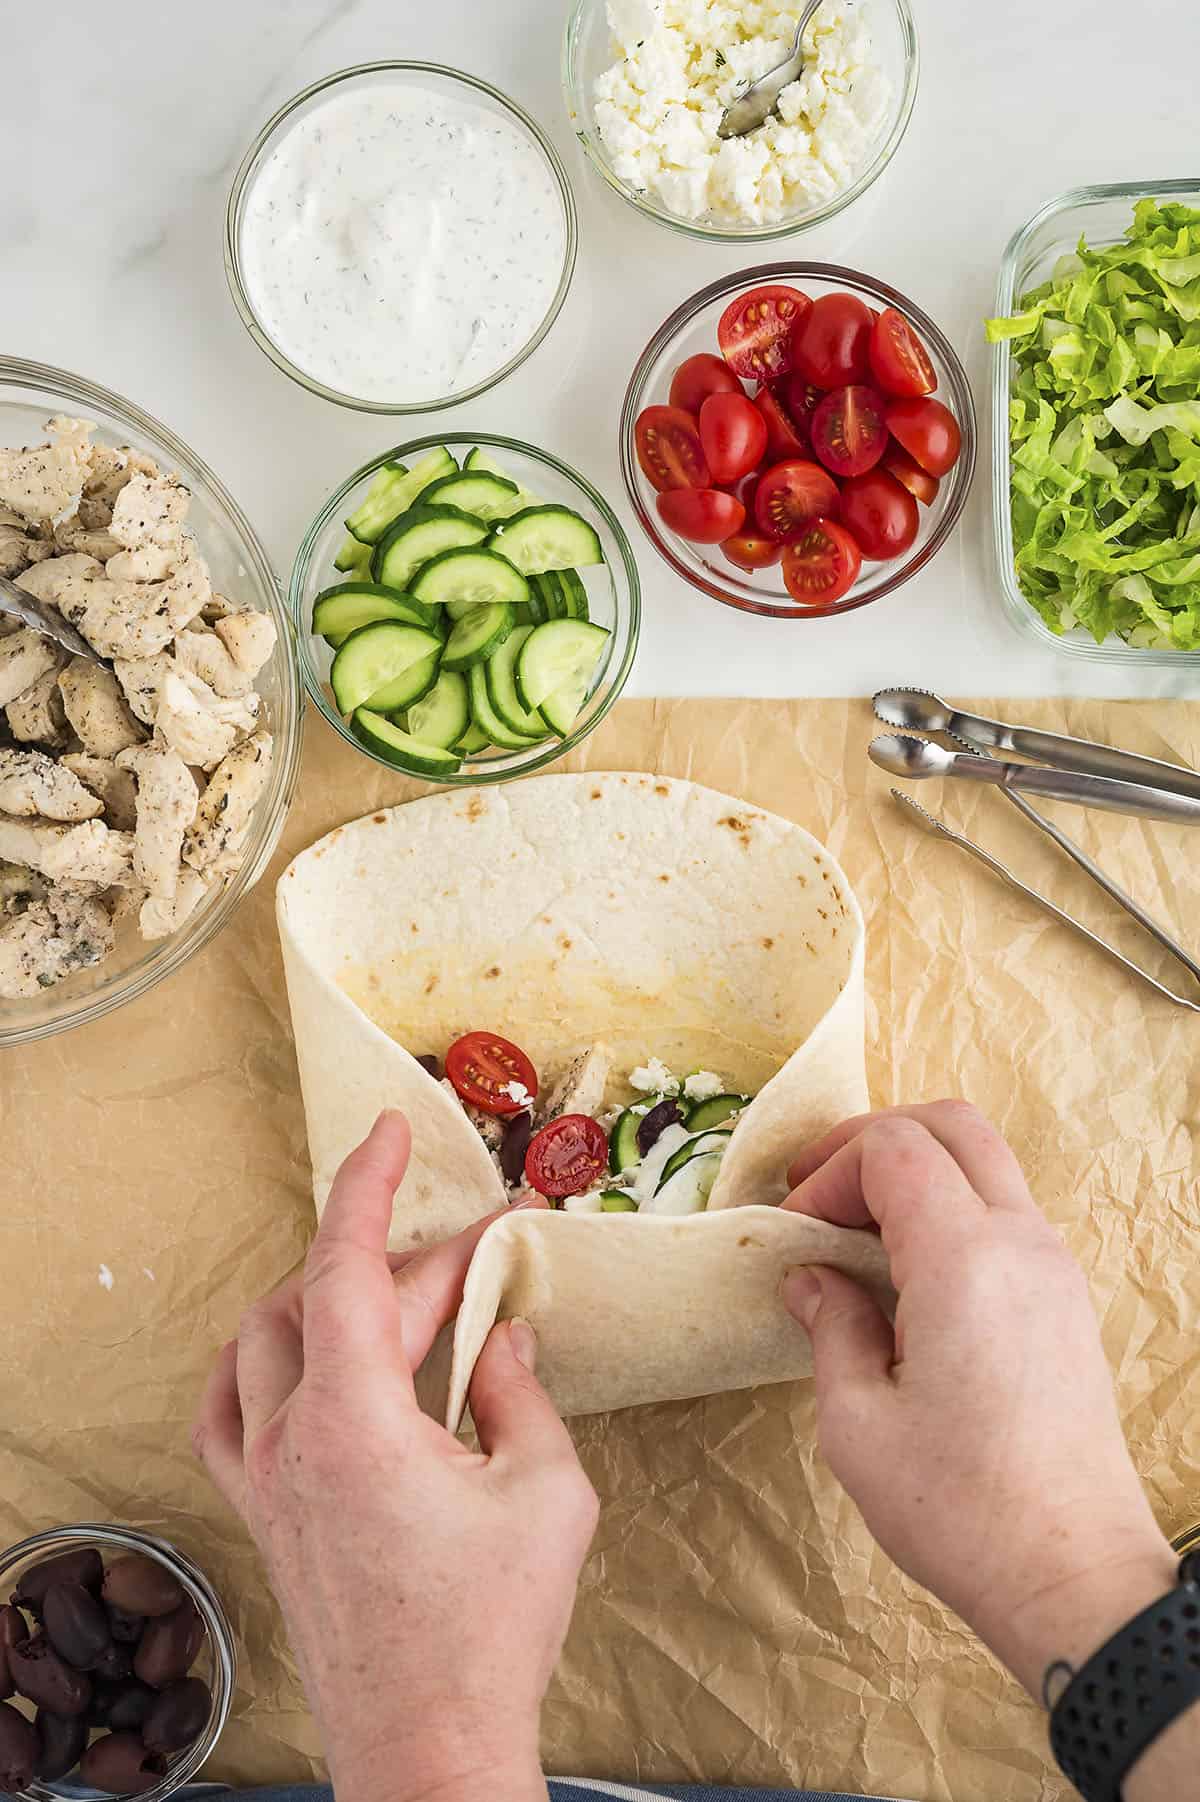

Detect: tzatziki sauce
238,80,568,404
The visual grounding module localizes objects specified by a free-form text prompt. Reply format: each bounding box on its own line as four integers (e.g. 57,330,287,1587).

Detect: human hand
781,1102,1176,1698
193,1111,597,1802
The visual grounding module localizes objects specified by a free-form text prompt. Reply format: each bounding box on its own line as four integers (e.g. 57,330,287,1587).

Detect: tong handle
956,711,1200,803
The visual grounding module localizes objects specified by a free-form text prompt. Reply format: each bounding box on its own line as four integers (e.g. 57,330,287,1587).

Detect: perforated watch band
1047,1549,1200,1802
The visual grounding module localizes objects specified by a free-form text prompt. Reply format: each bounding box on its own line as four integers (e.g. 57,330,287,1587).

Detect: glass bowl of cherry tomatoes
621,266,977,618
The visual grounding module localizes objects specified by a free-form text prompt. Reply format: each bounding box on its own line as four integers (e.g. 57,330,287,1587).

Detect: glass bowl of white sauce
225,63,578,413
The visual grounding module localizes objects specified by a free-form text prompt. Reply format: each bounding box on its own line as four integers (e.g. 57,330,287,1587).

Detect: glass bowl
563,0,918,243
621,264,977,619
225,63,578,414
0,1522,235,1802
992,178,1200,668
291,432,640,783
0,358,303,1049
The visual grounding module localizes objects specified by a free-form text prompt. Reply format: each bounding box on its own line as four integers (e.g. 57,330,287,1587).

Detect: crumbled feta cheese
683,1069,726,1102
562,1190,606,1214
503,1080,533,1107
629,1057,680,1097
592,0,891,226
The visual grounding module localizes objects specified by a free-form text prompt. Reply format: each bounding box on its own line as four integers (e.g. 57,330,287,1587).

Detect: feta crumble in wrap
276,774,892,1421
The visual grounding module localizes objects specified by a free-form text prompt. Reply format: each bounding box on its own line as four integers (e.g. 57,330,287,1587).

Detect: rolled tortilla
277,773,892,1418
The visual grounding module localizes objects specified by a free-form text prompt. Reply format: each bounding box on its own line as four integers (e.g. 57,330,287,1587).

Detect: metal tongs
871,688,1200,1013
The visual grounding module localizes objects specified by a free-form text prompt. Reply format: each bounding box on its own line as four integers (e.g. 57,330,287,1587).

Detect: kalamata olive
0,1605,29,1701
8,1633,91,1716
79,1731,167,1795
35,1707,90,1781
105,1605,145,1645
44,1582,112,1669
101,1556,184,1620
91,1640,132,1683
142,1677,211,1755
637,1097,682,1155
90,1678,155,1732
133,1600,204,1688
415,1054,440,1077
501,1110,533,1184
0,1701,38,1790
14,1547,103,1614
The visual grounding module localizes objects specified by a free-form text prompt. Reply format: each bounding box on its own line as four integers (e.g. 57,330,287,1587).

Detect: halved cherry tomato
810,385,889,479
782,519,863,605
791,293,873,388
838,469,920,560
886,397,963,478
754,460,840,544
657,487,745,543
718,284,811,383
782,373,823,442
445,1031,539,1117
525,1114,610,1200
699,391,768,484
869,307,937,399
669,352,744,416
754,385,809,463
721,501,783,570
881,440,940,506
635,405,710,493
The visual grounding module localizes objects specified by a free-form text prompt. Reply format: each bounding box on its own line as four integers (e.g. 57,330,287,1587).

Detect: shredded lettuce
986,199,1200,650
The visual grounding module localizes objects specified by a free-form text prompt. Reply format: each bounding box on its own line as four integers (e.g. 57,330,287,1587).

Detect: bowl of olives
0,1526,234,1800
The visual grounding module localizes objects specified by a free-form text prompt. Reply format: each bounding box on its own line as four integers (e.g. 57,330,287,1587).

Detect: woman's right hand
780,1101,1177,1699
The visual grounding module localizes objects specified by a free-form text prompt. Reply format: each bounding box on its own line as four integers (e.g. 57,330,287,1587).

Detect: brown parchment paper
5,696,1199,1801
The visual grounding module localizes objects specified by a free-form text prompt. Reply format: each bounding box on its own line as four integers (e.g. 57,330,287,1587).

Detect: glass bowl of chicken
0,358,302,1046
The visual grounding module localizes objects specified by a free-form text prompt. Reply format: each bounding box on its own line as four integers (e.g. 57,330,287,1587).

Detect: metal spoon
717,0,823,140
0,569,106,666
870,734,1200,826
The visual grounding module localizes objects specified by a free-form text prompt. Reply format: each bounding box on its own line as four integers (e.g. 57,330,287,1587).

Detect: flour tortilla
277,774,891,1420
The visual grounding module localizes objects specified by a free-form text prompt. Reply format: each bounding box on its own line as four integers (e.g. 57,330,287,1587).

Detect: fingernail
783,1267,822,1330
509,1317,537,1370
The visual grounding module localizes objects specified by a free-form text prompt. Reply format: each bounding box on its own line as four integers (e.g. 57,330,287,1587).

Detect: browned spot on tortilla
658,873,670,883
616,831,626,840
484,965,501,979
558,935,572,952
591,788,602,800
718,814,752,848
465,795,484,821
424,973,439,994
367,972,380,991
761,936,774,949
410,923,419,934
814,853,824,865
655,783,669,795
737,1234,764,1249
832,925,839,937
373,813,387,824
817,907,828,920
806,942,818,957
797,873,808,888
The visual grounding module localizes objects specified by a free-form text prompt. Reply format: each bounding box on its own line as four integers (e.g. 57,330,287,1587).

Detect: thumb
783,1265,895,1406
468,1319,578,1473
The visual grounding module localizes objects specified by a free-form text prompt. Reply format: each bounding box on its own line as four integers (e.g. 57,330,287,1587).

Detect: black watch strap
1047,1549,1200,1801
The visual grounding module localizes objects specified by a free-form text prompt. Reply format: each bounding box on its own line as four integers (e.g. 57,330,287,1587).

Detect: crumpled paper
4,697,1198,1800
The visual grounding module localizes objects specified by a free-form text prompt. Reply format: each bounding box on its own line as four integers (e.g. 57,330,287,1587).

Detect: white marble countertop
8,0,1200,700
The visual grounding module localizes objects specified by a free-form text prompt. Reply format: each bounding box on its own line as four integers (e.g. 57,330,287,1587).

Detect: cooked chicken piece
0,418,93,522
116,743,197,900
0,858,47,915
0,520,56,578
0,885,115,998
15,548,103,603
112,652,174,726
173,623,252,698
0,507,24,528
0,816,135,886
200,592,235,623
106,543,177,583
139,867,210,940
214,609,277,677
0,748,103,822
154,670,259,770
539,1044,614,1124
0,628,62,709
81,445,133,516
5,666,69,746
54,512,123,560
183,731,272,870
58,659,144,757
61,754,138,832
109,471,189,552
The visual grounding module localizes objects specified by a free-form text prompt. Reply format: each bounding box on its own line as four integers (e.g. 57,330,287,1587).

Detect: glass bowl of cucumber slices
291,432,641,784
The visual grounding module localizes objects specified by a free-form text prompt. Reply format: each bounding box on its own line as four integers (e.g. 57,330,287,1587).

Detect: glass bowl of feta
0,358,303,1047
563,0,918,241
621,264,977,618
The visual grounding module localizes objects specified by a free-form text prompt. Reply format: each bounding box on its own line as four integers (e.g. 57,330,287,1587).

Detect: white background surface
6,0,1200,700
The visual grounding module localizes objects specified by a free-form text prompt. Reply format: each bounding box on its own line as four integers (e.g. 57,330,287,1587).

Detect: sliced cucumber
600,1191,638,1212
373,506,489,592
352,709,462,777
334,534,373,576
531,573,565,620
455,720,491,755
464,448,542,510
516,619,610,720
329,623,443,716
657,1130,733,1190
489,505,604,576
484,626,546,737
369,650,441,713
467,663,546,750
685,1093,749,1132
558,569,591,620
609,1106,646,1175
411,547,530,612
313,582,437,642
346,449,456,544
421,472,521,521
641,1150,722,1216
405,670,470,750
442,601,515,673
